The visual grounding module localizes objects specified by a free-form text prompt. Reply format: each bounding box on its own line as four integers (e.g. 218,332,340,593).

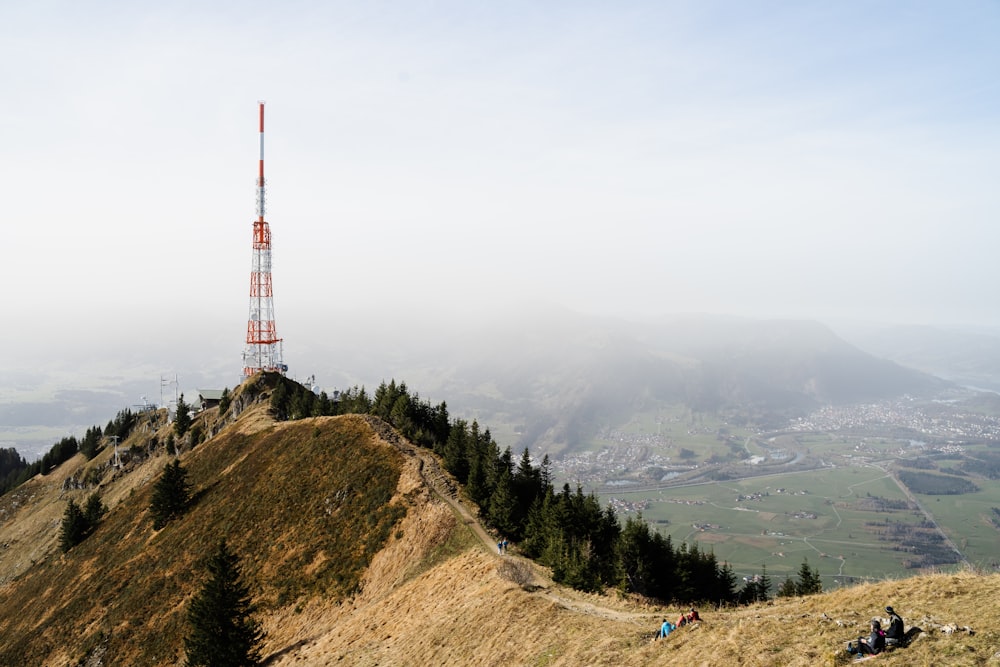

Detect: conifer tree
739,565,772,603
487,466,518,538
520,493,551,559
150,459,192,529
465,452,487,506
776,576,798,598
389,393,414,437
175,394,192,438
0,448,28,495
58,493,108,553
83,492,107,528
184,539,264,667
616,513,658,597
219,387,232,414
513,447,542,523
80,425,103,459
270,382,289,420
758,564,772,600
430,400,450,446
442,419,470,482
795,558,822,595
717,561,739,603
59,500,88,552
539,454,552,489
336,385,371,414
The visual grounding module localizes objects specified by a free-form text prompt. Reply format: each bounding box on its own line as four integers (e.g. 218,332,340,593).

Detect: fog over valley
4,304,999,463
2,2,999,461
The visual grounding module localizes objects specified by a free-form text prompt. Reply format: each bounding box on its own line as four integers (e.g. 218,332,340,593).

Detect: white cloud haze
1,1,999,421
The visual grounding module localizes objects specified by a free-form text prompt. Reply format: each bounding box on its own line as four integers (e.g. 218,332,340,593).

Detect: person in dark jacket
858,619,886,655
884,606,904,646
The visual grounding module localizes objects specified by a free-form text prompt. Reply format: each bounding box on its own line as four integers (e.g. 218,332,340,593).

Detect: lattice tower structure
242,101,285,378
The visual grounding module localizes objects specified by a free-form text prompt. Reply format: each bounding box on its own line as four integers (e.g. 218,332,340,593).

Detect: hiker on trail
884,606,904,647
857,619,886,655
657,619,675,639
498,541,503,555
502,539,509,553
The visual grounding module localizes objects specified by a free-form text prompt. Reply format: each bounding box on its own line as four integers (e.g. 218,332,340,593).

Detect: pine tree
59,500,88,552
717,561,739,604
616,514,657,597
184,539,264,667
150,459,192,529
795,558,822,595
175,394,192,438
776,576,798,598
487,466,518,538
758,564,772,601
513,447,542,524
219,387,232,414
441,419,470,482
539,454,552,489
80,425,103,459
739,565,772,603
466,452,487,506
270,382,289,420
519,493,550,559
83,492,107,528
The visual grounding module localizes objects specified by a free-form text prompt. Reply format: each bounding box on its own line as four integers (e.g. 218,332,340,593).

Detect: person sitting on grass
857,619,886,655
657,619,675,639
884,606,904,647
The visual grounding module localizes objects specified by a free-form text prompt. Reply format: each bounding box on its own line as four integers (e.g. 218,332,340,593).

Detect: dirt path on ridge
362,416,659,625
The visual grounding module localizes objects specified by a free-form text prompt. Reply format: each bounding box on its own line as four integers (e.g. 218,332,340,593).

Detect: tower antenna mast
242,101,286,378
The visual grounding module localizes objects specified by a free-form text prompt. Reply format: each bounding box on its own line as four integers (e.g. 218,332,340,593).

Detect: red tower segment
242,101,286,378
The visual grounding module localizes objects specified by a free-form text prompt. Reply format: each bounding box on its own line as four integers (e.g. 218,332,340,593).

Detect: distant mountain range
7,308,989,462
835,322,1000,393
300,308,950,457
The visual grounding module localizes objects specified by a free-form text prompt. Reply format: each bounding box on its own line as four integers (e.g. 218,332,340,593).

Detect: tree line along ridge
272,376,820,604
5,373,827,606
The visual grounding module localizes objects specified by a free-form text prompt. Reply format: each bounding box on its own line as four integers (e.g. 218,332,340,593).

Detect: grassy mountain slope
0,382,411,665
0,379,997,666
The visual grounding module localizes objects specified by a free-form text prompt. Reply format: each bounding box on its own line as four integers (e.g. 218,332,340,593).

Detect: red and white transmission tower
242,101,286,378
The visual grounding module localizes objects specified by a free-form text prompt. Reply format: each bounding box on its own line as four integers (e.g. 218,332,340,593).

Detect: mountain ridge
1,374,998,666
2,311,955,462
379,311,949,453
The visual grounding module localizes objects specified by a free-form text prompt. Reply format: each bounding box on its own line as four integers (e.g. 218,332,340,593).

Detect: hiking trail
364,415,661,626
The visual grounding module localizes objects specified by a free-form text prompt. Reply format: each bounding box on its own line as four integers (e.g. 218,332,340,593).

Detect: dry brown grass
2,396,998,666
255,540,999,667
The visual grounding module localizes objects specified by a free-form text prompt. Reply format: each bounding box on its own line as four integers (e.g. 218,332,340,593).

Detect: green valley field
566,395,1000,587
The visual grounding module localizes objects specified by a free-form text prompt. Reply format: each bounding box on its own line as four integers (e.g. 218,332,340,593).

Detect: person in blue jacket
657,619,675,639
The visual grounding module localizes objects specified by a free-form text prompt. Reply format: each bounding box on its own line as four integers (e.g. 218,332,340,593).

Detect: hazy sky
2,1,999,375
